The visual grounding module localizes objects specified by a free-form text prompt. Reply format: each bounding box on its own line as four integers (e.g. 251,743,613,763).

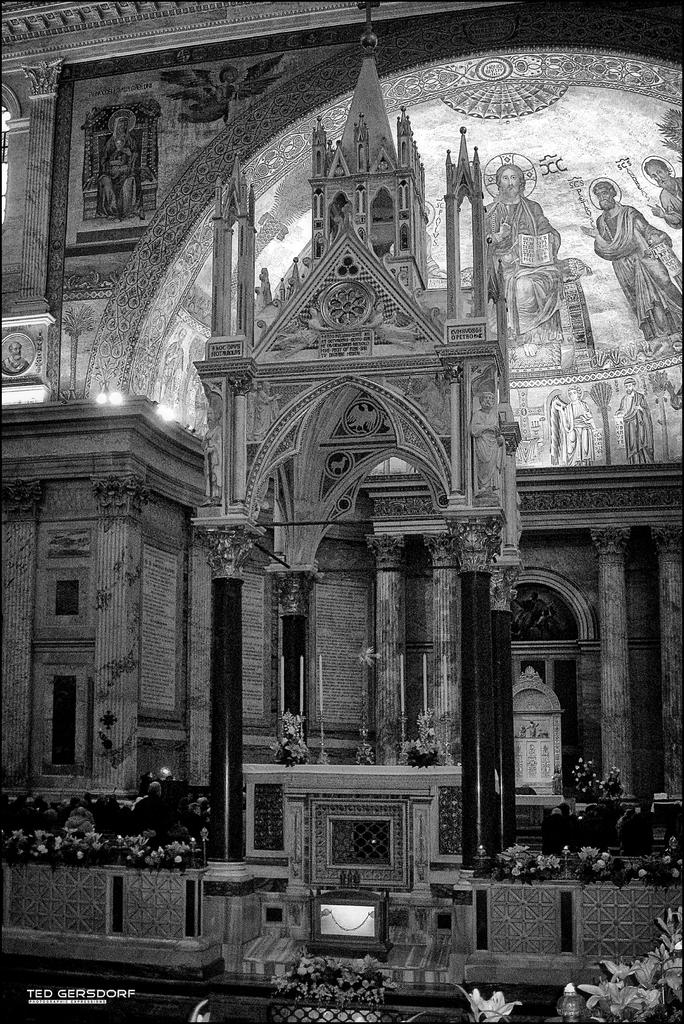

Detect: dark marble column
490,566,520,851
450,516,503,867
591,527,633,795
275,571,315,720
367,535,405,765
204,526,254,862
1,480,42,786
652,526,682,796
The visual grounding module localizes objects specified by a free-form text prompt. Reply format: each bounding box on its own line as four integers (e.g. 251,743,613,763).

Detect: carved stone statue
470,389,504,498
202,384,223,504
257,267,273,309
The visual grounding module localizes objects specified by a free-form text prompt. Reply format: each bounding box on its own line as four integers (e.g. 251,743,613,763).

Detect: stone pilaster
204,525,255,862
425,533,460,763
490,566,520,850
19,60,62,307
2,480,42,785
591,527,633,795
367,535,405,764
188,528,212,787
449,515,503,866
652,526,682,795
275,570,315,717
91,474,149,792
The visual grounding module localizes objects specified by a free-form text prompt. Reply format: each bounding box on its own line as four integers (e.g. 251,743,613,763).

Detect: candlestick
422,653,428,712
318,654,324,719
280,655,285,715
399,653,405,716
442,653,447,687
299,655,304,716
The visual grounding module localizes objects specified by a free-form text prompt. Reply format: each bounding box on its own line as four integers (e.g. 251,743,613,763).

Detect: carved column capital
367,534,404,571
439,356,464,384
652,525,682,558
500,420,522,456
92,474,150,519
2,479,42,519
425,532,459,569
22,59,63,97
223,357,256,396
448,515,503,573
591,527,630,559
274,570,315,616
203,526,254,579
228,374,254,396
490,566,521,612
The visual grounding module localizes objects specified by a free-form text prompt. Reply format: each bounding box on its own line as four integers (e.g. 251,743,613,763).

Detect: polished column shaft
653,527,682,795
491,567,520,851
591,528,633,794
426,533,461,762
367,535,405,764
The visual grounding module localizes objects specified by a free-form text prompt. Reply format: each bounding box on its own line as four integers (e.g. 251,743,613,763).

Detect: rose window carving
322,282,372,327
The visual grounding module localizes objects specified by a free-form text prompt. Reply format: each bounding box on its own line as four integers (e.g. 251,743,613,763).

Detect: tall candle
442,653,447,688
399,654,405,716
318,654,324,720
280,656,285,714
422,653,428,712
299,656,305,716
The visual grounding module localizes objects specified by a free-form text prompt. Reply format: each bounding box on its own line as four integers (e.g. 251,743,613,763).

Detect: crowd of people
541,799,682,855
1,775,210,848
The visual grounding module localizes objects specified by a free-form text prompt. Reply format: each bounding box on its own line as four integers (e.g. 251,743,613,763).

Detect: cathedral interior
1,2,682,1021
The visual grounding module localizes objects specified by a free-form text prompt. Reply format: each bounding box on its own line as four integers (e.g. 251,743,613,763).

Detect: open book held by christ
519,231,553,267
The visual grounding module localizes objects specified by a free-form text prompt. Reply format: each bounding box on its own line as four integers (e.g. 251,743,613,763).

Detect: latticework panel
438,786,462,855
581,885,681,959
8,865,107,933
331,819,391,864
125,871,186,939
254,783,285,851
489,884,560,954
269,1004,399,1023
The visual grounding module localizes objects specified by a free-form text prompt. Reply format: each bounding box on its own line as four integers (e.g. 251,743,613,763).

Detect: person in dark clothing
132,781,175,844
558,801,580,850
542,807,566,854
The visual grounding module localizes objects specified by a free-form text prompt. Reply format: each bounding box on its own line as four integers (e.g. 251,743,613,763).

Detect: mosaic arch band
485,157,563,356
582,178,682,342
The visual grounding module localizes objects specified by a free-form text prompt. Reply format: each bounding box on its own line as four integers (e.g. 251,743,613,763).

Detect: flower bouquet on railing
454,985,521,1022
635,846,682,889
399,708,445,768
492,844,562,884
125,836,194,872
273,711,310,767
1,829,199,872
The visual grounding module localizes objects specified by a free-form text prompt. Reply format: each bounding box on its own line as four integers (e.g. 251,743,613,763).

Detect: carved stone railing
3,864,221,973
467,880,681,986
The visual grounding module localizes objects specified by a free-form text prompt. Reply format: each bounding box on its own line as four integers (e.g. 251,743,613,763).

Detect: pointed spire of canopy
339,11,397,171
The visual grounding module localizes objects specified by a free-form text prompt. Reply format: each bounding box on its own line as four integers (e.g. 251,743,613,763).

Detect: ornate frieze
2,479,42,519
367,534,405,571
490,566,521,612
203,526,254,579
22,59,62,97
274,571,315,616
425,532,459,569
590,527,630,559
448,516,503,572
521,487,680,513
92,475,150,520
373,494,433,518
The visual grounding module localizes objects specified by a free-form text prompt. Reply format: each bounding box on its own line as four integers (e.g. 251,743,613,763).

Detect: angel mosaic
160,56,283,123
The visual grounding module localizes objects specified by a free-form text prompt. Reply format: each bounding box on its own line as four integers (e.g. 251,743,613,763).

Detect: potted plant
578,906,682,1022
270,948,397,1022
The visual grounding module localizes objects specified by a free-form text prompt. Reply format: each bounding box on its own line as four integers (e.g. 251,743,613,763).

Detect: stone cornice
0,2,508,67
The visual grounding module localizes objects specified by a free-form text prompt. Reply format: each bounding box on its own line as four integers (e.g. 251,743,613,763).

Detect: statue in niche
643,156,682,229
470,384,504,499
549,385,596,467
256,268,273,310
616,377,655,464
202,384,223,504
582,179,682,339
485,162,564,357
248,380,281,441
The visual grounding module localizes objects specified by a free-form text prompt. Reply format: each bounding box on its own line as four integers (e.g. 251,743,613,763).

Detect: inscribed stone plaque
315,574,368,723
243,571,265,718
141,545,178,711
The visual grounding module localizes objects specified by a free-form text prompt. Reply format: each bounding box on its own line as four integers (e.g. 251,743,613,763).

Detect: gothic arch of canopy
246,375,451,526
